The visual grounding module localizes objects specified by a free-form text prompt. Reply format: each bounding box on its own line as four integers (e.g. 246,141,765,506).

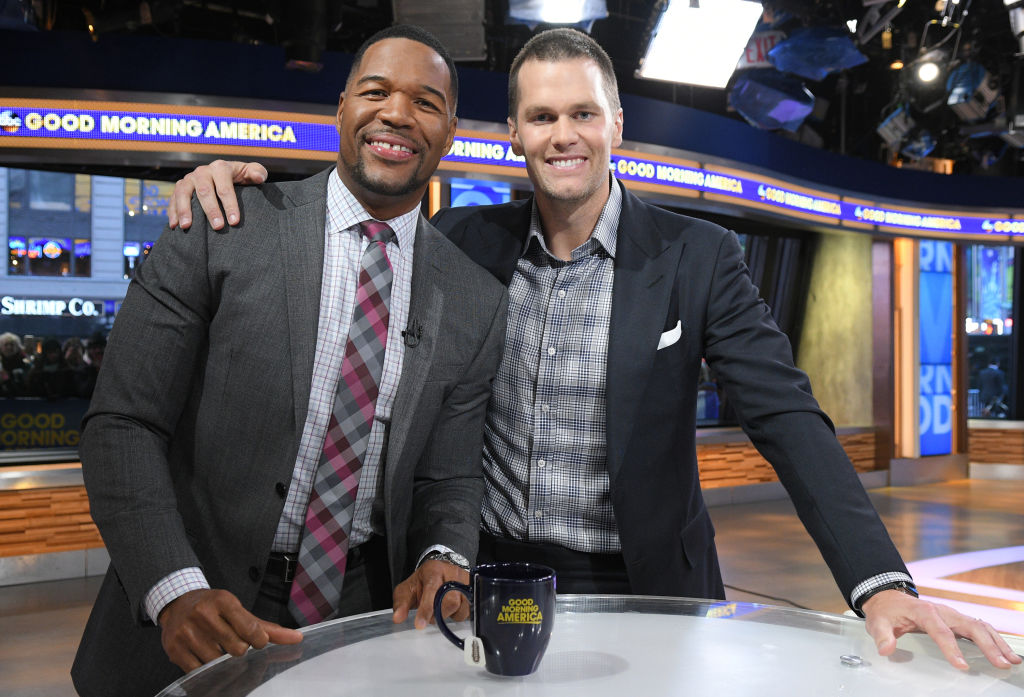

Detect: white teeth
371,140,412,153
550,158,584,168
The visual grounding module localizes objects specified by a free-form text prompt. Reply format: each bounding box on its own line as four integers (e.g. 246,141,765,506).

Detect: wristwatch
421,550,471,571
854,580,918,616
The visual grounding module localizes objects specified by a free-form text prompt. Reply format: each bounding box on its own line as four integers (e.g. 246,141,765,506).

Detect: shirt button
249,566,261,582
275,482,288,499
557,289,566,298
541,404,550,413
538,459,546,468
547,347,556,356
534,510,544,518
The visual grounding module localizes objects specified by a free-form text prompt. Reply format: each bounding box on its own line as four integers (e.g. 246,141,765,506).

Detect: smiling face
508,57,623,210
335,37,457,219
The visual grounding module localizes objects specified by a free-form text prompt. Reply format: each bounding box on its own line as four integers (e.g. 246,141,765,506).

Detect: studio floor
1,478,1022,697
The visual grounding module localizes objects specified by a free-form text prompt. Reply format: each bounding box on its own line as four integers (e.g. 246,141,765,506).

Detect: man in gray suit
72,25,507,697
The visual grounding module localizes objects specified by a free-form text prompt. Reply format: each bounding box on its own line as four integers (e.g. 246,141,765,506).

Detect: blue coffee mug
434,562,556,676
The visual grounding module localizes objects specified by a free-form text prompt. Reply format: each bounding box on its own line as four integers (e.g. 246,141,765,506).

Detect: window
28,170,73,211
965,245,1015,419
74,174,91,213
5,168,91,277
27,237,72,276
124,178,172,221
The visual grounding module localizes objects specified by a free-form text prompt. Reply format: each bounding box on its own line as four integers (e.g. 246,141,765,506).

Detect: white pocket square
657,320,681,350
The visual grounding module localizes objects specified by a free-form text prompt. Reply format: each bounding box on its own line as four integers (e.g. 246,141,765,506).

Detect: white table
157,596,1024,696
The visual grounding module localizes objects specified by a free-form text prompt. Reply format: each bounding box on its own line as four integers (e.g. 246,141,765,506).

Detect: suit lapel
280,169,331,437
387,216,443,469
606,188,687,484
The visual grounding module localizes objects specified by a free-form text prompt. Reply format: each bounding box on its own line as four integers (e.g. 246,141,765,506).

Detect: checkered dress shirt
144,170,416,623
480,180,623,553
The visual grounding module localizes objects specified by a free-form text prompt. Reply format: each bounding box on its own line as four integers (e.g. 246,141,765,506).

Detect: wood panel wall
968,428,1024,465
698,431,880,489
1,430,881,557
0,486,102,558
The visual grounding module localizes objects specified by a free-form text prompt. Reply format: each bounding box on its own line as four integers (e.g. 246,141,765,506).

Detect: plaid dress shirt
481,180,623,553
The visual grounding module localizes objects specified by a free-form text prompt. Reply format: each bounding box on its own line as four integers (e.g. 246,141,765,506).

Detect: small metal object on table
156,596,1023,696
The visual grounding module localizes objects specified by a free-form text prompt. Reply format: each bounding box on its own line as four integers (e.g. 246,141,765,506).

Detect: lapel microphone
402,321,422,348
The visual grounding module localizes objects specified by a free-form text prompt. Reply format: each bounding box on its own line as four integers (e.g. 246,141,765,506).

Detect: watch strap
854,580,919,615
421,550,470,571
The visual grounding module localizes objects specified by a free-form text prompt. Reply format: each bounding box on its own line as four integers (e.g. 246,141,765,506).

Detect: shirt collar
326,168,418,250
525,175,622,262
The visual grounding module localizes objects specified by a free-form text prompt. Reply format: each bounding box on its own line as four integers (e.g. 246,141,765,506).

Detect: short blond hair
0,332,23,351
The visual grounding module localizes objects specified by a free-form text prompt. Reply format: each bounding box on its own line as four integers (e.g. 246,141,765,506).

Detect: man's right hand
158,588,302,673
169,160,268,231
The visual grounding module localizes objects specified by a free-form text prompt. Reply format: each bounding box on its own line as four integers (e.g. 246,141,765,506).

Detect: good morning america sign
0,106,334,152
3,99,1021,239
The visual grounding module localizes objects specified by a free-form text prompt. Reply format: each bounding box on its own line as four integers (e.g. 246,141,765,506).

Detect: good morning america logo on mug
496,597,544,625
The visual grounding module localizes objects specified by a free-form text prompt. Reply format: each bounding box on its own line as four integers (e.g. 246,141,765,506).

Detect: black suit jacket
433,182,908,605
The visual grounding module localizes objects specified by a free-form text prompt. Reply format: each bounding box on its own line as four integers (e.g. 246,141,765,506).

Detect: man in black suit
979,358,1007,417
170,28,1019,672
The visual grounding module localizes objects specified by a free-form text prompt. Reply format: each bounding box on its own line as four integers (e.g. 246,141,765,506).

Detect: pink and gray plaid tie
289,220,395,625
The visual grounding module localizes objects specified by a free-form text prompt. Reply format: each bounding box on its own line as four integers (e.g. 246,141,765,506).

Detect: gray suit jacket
72,168,508,697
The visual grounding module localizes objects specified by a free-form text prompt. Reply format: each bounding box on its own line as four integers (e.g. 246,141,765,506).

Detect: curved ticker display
2,95,1021,242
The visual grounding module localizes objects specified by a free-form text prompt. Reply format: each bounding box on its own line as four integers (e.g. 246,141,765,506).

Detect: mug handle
434,580,472,649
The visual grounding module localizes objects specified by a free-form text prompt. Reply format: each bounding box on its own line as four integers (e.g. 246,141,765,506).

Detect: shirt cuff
143,567,211,625
416,544,459,568
849,571,915,609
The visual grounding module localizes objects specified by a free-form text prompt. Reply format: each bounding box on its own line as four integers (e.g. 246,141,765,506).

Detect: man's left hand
862,590,1022,670
392,560,470,629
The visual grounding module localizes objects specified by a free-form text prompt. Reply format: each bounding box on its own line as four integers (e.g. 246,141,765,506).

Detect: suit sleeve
701,231,908,606
79,200,215,623
405,287,508,568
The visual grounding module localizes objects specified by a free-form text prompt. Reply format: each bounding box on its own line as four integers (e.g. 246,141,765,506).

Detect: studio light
902,49,951,112
877,105,916,150
637,0,764,89
946,62,1001,122
507,0,608,27
877,104,936,159
767,26,868,82
1005,0,1024,54
918,61,941,82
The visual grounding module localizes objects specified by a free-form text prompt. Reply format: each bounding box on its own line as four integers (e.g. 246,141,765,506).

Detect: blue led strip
3,103,1021,238
442,136,527,169
0,106,337,152
849,204,1023,237
609,152,1021,237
